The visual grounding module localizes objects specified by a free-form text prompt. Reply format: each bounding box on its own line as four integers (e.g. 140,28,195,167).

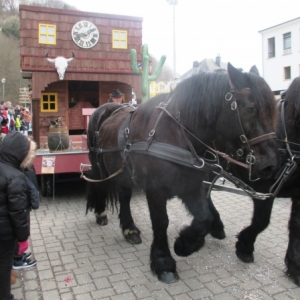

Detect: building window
39,24,56,44
41,93,58,112
112,30,127,49
268,37,275,58
284,66,291,80
283,32,291,54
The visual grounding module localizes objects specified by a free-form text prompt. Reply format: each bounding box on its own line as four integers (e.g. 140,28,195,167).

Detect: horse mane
245,72,278,129
285,76,300,116
171,70,277,130
171,72,229,129
138,69,277,134
284,76,300,142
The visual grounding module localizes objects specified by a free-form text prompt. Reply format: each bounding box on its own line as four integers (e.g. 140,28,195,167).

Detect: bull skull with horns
46,52,75,80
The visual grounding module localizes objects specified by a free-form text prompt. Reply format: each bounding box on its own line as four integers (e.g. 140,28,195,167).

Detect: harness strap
156,106,250,169
127,141,222,174
248,132,277,146
269,159,298,196
118,110,135,150
279,99,294,158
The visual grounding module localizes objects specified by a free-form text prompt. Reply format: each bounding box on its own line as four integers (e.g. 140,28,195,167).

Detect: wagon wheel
41,174,53,197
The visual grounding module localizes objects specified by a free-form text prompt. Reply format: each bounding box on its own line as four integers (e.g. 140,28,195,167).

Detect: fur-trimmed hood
0,131,36,169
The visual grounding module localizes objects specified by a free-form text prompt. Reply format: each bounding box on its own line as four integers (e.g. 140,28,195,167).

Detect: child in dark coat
0,131,37,300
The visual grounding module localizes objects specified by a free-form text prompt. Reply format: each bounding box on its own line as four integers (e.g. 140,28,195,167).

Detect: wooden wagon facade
19,5,143,149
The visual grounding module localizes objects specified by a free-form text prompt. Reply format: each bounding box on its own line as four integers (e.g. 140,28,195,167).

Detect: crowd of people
0,101,37,300
0,101,31,137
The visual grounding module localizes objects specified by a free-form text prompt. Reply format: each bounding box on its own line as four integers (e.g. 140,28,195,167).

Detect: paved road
12,179,300,300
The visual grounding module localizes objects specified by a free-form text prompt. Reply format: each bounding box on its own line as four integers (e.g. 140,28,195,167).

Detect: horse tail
85,151,119,215
86,103,121,216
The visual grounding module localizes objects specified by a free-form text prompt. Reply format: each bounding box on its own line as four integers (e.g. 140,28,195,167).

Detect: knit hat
0,131,33,168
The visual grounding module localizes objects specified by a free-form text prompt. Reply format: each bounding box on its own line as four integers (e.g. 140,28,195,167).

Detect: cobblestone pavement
11,180,300,300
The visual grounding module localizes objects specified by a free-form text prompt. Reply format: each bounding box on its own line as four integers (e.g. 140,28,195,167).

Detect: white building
259,18,300,94
259,17,300,95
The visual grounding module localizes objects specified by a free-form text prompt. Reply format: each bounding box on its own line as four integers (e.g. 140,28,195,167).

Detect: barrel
47,125,70,153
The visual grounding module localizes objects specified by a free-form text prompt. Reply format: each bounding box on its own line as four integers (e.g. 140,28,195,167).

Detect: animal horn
66,52,75,63
46,53,55,63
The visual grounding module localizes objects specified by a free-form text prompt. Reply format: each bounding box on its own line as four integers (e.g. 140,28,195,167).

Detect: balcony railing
21,54,136,74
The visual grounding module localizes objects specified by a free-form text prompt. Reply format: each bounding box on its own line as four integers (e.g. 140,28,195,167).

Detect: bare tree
19,0,76,9
0,15,19,38
0,34,28,105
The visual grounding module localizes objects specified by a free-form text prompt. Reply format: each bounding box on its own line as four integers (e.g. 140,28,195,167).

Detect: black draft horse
209,76,300,286
85,63,280,283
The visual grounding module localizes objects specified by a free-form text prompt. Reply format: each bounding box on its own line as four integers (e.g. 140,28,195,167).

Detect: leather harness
87,90,281,199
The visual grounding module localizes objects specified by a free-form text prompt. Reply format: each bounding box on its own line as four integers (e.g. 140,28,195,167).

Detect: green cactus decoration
131,44,166,103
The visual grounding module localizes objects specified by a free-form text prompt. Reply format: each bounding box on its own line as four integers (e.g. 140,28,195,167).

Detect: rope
80,168,123,182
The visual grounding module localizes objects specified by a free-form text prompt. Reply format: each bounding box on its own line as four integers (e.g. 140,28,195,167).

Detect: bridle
223,88,277,181
266,98,300,196
277,98,300,159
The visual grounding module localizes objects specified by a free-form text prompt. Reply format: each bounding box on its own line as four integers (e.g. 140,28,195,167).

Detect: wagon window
41,93,58,112
112,30,127,49
39,24,56,45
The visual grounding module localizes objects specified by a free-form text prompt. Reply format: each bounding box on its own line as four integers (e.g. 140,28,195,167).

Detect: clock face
71,21,99,49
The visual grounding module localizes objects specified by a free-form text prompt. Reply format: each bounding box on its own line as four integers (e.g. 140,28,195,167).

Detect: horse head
278,76,300,147
214,63,280,180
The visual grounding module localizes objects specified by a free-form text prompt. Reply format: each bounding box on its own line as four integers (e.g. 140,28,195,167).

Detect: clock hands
86,28,96,35
74,28,97,39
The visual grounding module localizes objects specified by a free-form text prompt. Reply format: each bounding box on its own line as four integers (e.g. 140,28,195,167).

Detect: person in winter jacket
15,115,21,131
0,131,37,300
12,164,39,270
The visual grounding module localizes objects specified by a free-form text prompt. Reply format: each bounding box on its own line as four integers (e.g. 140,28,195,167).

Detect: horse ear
227,62,245,89
249,65,260,76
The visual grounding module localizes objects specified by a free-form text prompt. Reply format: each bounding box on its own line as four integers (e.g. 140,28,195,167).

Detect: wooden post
31,98,40,148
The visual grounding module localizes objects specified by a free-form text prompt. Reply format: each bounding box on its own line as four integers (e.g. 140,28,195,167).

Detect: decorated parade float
19,5,144,196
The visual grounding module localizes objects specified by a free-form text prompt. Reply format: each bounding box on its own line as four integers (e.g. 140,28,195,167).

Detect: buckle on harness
193,157,205,169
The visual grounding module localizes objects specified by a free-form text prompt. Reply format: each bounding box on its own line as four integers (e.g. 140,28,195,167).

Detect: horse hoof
292,275,300,286
286,271,300,286
125,233,142,244
174,235,205,257
96,216,108,226
210,229,226,240
158,271,179,284
235,250,254,263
